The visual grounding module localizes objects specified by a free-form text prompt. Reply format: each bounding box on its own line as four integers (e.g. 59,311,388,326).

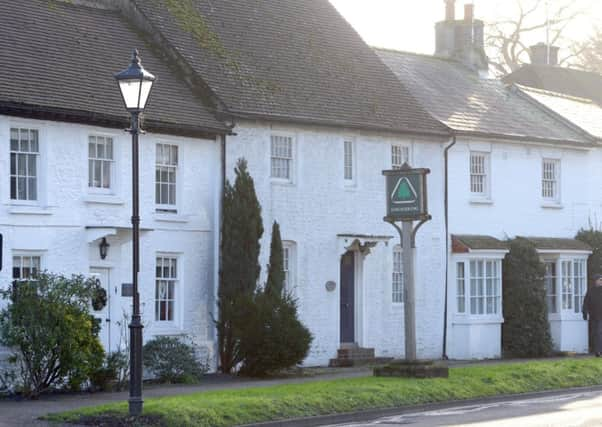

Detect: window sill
149,325,185,336
84,194,125,205
270,178,295,187
452,315,504,325
153,213,189,223
541,201,563,209
469,198,494,205
549,313,587,321
8,205,53,215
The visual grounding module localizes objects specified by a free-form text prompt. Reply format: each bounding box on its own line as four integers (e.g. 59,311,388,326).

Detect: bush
0,273,104,397
576,228,602,284
90,351,129,392
238,221,312,377
239,292,312,377
143,336,206,383
502,238,553,357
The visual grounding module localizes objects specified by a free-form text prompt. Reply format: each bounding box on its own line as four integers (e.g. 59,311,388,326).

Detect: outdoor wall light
99,237,110,260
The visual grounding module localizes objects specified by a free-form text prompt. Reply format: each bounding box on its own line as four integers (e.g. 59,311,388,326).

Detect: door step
328,346,393,367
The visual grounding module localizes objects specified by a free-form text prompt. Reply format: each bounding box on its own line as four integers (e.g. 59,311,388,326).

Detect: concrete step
337,347,375,359
329,356,393,368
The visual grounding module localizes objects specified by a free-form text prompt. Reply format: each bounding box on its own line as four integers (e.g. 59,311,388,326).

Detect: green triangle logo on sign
391,177,418,205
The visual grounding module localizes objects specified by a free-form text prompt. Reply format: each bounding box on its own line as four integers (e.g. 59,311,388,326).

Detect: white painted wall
0,115,220,366
446,137,598,359
226,120,448,366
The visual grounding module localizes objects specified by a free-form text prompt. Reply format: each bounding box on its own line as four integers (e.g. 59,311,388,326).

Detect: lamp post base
128,315,144,417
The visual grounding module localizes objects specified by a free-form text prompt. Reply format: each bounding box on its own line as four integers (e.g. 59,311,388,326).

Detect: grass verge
47,359,602,426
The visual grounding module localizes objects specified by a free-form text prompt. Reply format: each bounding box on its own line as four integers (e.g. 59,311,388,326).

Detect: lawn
48,359,602,427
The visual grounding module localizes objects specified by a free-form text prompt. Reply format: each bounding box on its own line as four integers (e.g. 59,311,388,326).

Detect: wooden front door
340,251,355,343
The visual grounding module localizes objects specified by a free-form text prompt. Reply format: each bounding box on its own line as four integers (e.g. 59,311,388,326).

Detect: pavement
0,356,597,427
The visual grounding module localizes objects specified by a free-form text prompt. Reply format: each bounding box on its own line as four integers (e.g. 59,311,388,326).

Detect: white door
90,268,112,352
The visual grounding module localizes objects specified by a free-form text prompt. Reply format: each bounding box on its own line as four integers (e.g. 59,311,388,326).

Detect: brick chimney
529,42,559,66
435,2,488,71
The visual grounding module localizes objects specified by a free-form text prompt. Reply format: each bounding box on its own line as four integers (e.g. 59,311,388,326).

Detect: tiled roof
376,49,593,146
504,65,602,106
452,235,509,252
132,0,448,135
519,237,592,252
516,85,602,140
0,0,227,136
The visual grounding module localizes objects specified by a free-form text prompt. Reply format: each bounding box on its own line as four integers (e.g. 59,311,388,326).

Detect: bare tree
486,0,585,75
574,28,602,74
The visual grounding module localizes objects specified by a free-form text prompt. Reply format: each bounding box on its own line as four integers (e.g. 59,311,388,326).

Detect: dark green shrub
239,292,312,377
143,336,206,383
0,273,104,397
217,158,264,373
238,221,312,377
576,228,602,285
502,238,553,357
90,351,128,392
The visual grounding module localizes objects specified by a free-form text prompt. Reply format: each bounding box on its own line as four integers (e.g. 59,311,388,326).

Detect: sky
329,0,601,56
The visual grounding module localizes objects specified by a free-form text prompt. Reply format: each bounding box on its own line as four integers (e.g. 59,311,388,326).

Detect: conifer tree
238,221,312,376
502,238,553,357
217,158,263,373
265,222,285,297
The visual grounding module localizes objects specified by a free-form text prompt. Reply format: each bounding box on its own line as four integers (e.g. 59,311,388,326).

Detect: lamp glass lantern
114,50,156,113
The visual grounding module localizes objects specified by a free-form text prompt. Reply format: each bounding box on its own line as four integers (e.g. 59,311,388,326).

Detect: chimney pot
464,3,474,22
445,0,455,21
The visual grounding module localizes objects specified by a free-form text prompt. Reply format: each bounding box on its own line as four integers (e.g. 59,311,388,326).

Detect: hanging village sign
380,163,431,366
383,164,430,222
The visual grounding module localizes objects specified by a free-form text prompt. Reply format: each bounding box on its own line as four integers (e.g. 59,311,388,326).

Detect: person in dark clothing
582,274,602,356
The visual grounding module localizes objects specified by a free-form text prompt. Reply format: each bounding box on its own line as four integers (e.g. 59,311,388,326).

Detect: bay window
456,259,502,316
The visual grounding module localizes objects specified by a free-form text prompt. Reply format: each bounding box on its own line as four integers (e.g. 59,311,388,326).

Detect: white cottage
120,0,453,365
377,2,599,358
0,0,228,363
2,0,599,371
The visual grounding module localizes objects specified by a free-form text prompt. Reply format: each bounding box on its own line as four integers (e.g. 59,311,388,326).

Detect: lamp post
114,49,156,417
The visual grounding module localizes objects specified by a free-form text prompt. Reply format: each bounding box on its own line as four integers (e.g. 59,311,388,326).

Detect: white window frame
454,255,504,319
11,252,42,282
282,241,296,292
540,254,588,319
541,158,561,203
270,134,295,182
10,128,40,203
155,255,179,324
392,245,404,304
544,261,558,314
456,261,466,313
343,139,355,184
88,135,115,193
469,151,490,198
155,143,179,213
391,144,410,170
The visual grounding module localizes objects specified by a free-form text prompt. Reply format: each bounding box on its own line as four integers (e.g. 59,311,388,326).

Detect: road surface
326,390,602,427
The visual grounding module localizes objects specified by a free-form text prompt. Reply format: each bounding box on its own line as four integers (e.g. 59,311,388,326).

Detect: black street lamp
114,49,156,417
